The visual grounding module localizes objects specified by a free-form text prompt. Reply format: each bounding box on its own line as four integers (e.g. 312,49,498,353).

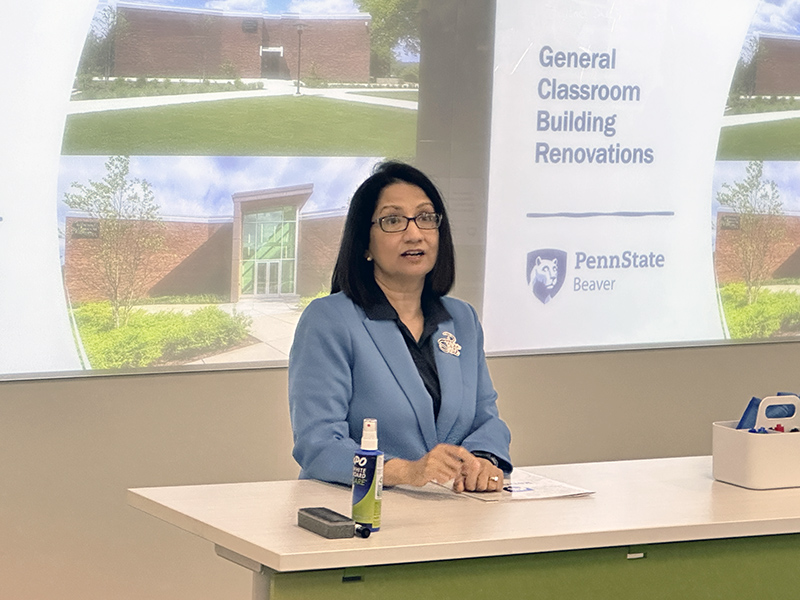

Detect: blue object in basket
735,393,798,430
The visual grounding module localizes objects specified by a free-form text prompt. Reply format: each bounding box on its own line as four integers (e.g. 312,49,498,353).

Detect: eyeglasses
371,212,442,233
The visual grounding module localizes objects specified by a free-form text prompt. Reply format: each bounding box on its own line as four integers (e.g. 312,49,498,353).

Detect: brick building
714,209,800,284
753,34,800,96
64,184,345,304
114,2,371,82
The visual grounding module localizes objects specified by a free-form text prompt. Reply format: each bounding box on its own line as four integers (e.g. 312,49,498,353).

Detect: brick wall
64,217,233,303
714,212,800,284
754,37,800,96
269,19,370,82
296,215,345,296
114,7,370,82
115,7,262,78
219,15,262,78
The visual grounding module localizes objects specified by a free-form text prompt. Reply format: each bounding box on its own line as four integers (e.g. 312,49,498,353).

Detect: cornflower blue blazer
289,291,512,485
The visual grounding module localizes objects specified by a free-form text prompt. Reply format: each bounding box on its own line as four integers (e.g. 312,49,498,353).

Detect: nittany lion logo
527,249,567,304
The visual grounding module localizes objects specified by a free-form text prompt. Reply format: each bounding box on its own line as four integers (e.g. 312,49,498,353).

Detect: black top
363,289,450,419
362,289,508,473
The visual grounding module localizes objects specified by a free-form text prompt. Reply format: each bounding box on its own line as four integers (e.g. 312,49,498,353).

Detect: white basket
712,395,800,490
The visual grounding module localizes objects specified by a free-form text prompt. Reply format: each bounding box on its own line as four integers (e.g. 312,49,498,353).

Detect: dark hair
331,161,455,306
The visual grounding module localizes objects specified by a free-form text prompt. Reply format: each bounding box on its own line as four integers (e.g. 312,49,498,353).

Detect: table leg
214,544,272,600
252,569,271,600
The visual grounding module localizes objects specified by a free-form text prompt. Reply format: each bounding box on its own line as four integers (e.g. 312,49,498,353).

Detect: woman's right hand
384,444,487,488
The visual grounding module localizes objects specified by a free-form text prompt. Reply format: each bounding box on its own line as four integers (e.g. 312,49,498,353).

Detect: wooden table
128,456,800,599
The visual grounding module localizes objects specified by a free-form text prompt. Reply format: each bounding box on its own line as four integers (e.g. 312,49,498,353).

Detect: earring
366,256,373,262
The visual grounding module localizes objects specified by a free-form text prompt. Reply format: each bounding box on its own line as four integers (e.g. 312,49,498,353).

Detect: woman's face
367,182,439,292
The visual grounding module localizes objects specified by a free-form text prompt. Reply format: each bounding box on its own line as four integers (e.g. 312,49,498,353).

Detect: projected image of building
63,183,345,304
114,1,371,82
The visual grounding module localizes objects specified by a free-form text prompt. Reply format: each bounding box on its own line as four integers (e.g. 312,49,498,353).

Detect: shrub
72,302,252,369
220,60,238,79
720,283,800,338
298,289,329,310
159,307,252,362
136,294,228,305
71,77,265,100
725,95,798,115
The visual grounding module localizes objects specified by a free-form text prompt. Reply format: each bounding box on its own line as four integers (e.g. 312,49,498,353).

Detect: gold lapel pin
437,332,461,357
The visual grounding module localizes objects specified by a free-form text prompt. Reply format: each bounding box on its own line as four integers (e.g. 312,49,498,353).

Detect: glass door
255,260,281,296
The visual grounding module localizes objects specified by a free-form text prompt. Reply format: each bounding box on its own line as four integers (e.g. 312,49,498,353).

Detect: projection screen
2,0,800,380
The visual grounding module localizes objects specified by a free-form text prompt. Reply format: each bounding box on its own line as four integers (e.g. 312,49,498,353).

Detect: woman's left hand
453,456,504,493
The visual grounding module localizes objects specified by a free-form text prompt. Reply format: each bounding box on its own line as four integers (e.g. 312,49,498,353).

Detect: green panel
283,225,296,259
281,260,295,294
256,246,282,260
242,224,256,260
241,261,254,294
270,534,800,600
258,223,278,246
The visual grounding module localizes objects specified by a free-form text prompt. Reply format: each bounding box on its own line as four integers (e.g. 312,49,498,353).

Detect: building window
71,221,99,239
720,214,741,230
241,206,297,296
242,19,258,33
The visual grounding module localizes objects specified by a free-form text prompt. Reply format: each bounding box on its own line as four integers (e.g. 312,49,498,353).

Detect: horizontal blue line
526,211,675,218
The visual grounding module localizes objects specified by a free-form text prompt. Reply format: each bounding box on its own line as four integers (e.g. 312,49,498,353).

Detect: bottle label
352,451,383,530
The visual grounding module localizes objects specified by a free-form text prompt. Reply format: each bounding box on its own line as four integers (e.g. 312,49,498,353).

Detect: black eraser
297,507,355,539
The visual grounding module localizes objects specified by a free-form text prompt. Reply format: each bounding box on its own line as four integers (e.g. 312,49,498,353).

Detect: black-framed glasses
371,212,442,233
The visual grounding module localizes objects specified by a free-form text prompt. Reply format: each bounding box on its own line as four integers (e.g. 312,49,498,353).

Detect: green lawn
347,90,419,102
61,95,417,156
717,118,800,160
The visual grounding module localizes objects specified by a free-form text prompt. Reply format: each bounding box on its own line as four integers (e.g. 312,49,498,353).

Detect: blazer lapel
362,318,438,449
433,319,463,443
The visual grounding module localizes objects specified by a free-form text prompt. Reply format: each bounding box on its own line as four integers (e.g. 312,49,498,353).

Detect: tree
77,5,128,79
728,36,761,101
355,0,419,78
64,156,165,327
717,161,785,304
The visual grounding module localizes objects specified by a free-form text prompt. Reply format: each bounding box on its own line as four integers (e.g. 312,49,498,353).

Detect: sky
749,0,800,37
58,156,380,224
713,161,800,215
109,0,362,14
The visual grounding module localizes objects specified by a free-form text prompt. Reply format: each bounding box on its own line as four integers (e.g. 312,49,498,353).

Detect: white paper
432,469,595,502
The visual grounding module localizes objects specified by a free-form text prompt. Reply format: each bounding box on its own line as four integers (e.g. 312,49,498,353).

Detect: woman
289,161,511,492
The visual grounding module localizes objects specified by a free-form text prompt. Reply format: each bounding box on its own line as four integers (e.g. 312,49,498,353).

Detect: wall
65,217,233,302
3,343,800,600
715,211,800,283
296,213,345,296
271,18,371,82
754,36,800,96
115,7,232,78
114,6,370,82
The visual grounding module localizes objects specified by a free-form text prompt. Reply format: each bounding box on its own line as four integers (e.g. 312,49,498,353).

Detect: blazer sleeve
456,302,513,472
288,297,359,485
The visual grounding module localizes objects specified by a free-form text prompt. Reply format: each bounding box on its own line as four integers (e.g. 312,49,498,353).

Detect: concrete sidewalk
721,109,800,128
66,81,418,115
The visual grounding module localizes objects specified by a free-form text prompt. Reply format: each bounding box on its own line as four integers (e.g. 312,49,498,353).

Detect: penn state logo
527,249,567,304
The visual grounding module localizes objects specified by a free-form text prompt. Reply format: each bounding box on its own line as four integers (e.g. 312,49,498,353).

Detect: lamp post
295,23,305,96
